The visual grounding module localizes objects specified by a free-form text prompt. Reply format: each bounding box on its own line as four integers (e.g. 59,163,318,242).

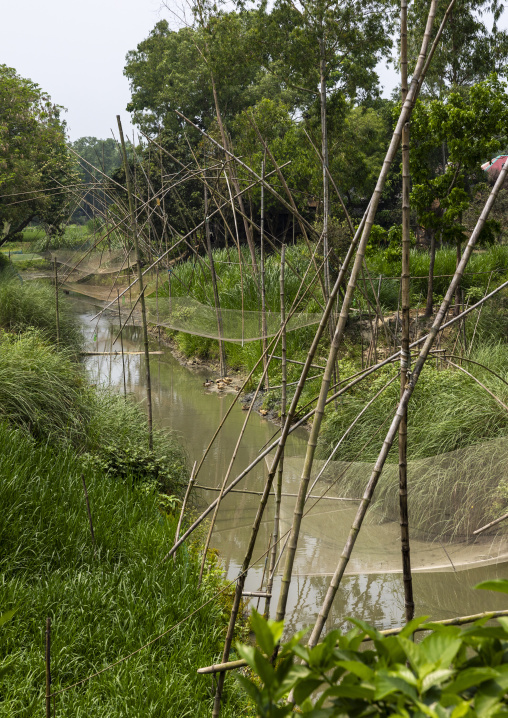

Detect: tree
410,75,508,315
408,0,508,97
0,65,77,246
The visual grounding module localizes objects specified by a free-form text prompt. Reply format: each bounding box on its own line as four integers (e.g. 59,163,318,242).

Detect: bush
238,582,508,716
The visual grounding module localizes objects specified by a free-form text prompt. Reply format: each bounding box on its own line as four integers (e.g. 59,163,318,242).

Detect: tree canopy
0,65,77,245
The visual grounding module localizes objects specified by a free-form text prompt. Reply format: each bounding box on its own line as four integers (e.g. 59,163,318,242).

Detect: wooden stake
117,290,127,398
117,115,153,450
81,473,96,551
45,617,51,718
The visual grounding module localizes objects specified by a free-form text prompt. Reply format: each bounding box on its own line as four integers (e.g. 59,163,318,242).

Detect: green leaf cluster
239,587,508,717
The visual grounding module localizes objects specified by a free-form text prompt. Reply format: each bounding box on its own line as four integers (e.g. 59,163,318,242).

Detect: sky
1,0,406,142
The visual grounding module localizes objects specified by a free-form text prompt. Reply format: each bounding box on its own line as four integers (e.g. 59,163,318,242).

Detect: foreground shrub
238,583,508,717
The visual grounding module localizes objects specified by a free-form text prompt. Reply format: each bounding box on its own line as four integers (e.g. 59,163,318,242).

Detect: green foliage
84,440,186,495
410,75,508,246
0,64,78,245
365,245,508,310
238,592,508,717
0,421,246,716
0,276,83,352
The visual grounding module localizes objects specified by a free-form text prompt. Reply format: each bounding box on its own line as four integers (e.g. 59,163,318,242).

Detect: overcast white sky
0,0,419,141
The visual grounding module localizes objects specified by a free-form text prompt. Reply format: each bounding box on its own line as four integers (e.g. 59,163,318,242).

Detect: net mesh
270,438,508,575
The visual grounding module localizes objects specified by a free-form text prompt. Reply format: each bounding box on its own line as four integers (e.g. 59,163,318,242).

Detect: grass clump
0,421,249,716
0,276,82,353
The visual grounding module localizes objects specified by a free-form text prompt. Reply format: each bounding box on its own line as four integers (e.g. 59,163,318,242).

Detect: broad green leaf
445,667,499,695
236,643,257,670
475,579,508,594
250,609,282,656
398,616,431,639
235,674,263,706
421,631,463,667
335,660,374,680
421,669,455,693
253,650,276,688
375,670,418,701
293,677,325,705
450,700,473,718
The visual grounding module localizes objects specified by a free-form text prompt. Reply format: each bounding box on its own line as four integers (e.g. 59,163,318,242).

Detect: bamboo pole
116,116,153,450
194,485,359,501
54,259,60,347
81,473,96,552
399,0,414,624
260,155,268,387
275,0,439,630
264,244,286,618
117,290,127,398
45,617,51,718
306,144,508,652
204,179,226,377
473,513,508,536
211,210,369,718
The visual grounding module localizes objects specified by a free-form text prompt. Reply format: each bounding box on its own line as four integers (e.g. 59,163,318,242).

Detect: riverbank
0,272,252,716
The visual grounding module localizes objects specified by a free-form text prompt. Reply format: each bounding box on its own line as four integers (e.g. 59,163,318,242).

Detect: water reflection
74,294,508,637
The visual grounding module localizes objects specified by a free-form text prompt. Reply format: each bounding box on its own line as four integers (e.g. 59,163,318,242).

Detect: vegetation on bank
0,273,249,716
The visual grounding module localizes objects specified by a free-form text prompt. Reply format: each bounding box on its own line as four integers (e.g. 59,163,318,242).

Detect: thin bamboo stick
399,0,414,624
117,290,127,397
54,259,60,347
260,154,268,386
81,473,96,552
306,143,508,652
45,618,51,718
173,462,197,561
203,178,226,377
197,609,508,675
445,359,508,412
473,513,508,535
275,0,439,629
264,244,286,618
117,116,153,450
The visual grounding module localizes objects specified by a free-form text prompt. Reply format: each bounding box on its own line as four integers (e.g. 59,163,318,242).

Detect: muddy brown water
74,294,508,636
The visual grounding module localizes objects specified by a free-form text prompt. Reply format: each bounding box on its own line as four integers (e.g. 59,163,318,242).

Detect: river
73,294,508,636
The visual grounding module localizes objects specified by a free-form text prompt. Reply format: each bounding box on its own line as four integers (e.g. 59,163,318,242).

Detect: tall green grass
364,245,508,311
319,344,508,464
0,277,83,353
158,244,326,376
0,421,249,717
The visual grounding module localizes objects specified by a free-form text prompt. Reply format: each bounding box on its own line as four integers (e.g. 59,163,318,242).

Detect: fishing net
267,437,508,575
49,249,136,282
